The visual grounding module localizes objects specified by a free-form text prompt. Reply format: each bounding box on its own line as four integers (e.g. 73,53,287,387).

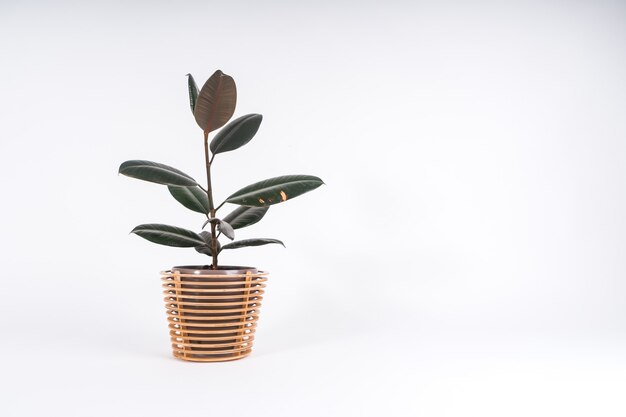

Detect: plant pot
161,265,268,362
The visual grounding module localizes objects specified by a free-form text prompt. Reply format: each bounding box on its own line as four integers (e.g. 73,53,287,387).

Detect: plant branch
215,201,226,212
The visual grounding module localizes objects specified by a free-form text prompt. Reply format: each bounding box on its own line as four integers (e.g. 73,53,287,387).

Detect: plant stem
209,216,218,268
204,132,215,211
204,131,219,269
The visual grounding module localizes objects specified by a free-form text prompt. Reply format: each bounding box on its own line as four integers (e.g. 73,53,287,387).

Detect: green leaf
225,175,324,207
168,186,209,214
195,245,213,256
186,73,199,113
203,218,235,240
210,114,263,155
131,224,205,247
221,238,285,252
119,160,197,187
194,70,237,133
217,220,235,240
199,231,213,244
222,206,269,229
195,231,221,256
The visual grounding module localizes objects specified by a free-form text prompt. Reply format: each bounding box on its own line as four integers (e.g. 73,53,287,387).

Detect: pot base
173,350,252,362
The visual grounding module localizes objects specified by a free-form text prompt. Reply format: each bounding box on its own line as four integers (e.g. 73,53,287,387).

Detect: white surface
1,1,626,416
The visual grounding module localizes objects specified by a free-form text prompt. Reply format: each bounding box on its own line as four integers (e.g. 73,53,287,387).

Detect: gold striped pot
161,266,268,362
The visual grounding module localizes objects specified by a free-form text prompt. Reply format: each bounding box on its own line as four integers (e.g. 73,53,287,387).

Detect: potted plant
119,70,323,362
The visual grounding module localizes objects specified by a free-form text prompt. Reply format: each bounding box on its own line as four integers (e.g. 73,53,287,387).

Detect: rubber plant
119,70,323,267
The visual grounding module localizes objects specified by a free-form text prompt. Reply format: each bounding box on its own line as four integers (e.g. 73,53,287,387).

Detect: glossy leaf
168,186,209,214
225,175,324,207
199,231,212,243
119,160,197,187
221,238,285,252
186,73,199,113
194,70,237,133
131,224,205,247
210,114,263,155
217,220,235,240
195,231,221,256
222,206,269,229
195,245,212,256
203,218,235,240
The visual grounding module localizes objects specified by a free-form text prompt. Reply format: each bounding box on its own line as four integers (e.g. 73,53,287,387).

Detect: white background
1,1,625,415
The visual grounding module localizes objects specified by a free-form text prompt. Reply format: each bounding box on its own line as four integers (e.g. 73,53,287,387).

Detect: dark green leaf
195,245,212,256
199,231,212,244
119,160,197,187
222,206,269,229
218,220,235,240
210,114,262,155
195,231,221,256
221,238,285,251
186,73,199,113
194,70,237,133
168,186,209,214
131,224,205,247
225,175,324,207
203,218,235,240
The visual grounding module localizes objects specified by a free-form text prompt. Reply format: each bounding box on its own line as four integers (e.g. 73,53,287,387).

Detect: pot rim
171,265,258,275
